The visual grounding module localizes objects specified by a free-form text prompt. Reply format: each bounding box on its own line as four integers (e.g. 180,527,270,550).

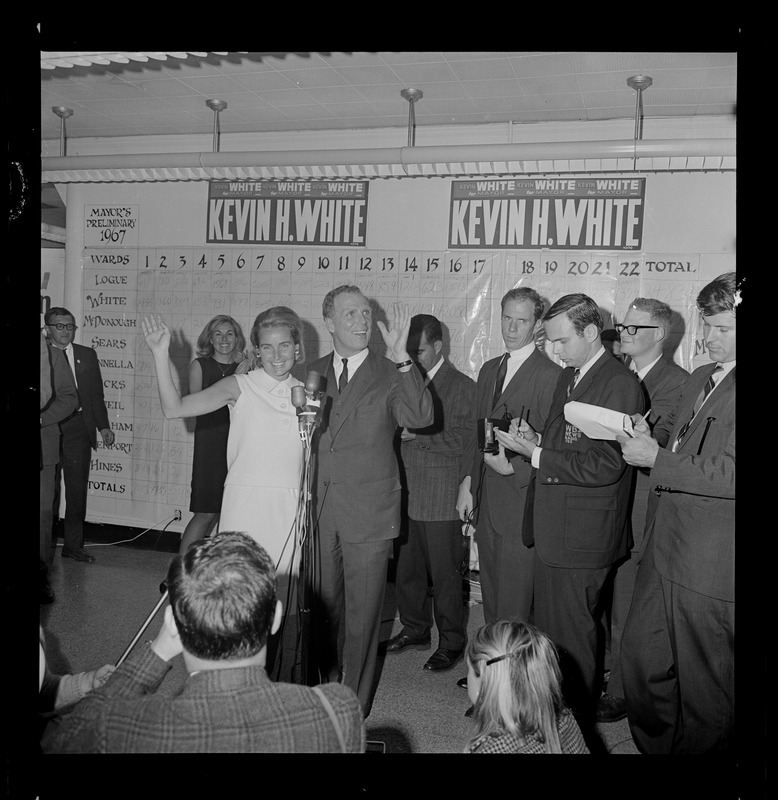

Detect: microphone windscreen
291,385,307,409
305,370,322,394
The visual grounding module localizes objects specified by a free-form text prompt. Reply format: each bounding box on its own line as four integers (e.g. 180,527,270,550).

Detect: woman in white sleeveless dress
142,307,305,587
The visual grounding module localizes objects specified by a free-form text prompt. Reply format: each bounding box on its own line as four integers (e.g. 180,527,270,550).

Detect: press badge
564,423,583,444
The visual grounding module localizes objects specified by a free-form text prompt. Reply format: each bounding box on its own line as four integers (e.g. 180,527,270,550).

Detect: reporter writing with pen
494,293,643,740
614,273,737,755
594,298,690,724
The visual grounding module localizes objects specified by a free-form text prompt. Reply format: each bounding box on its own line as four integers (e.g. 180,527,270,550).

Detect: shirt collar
333,346,369,372
507,342,536,362
425,356,444,382
634,354,662,380
576,346,606,380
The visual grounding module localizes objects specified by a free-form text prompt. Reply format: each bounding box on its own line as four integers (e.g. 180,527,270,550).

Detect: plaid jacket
465,710,589,754
41,643,365,753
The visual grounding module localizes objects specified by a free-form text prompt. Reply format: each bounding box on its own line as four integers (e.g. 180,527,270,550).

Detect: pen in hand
625,409,651,438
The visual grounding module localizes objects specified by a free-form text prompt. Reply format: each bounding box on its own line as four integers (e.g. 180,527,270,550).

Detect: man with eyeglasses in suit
45,307,114,564
596,298,689,724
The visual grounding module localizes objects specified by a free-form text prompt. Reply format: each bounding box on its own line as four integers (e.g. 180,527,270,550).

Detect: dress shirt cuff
531,446,542,469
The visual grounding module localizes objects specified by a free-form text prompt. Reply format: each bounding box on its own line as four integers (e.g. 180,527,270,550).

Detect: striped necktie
492,353,509,411
566,369,580,398
674,365,722,449
338,358,349,393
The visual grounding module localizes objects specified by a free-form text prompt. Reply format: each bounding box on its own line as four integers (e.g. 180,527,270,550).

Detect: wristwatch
395,359,413,369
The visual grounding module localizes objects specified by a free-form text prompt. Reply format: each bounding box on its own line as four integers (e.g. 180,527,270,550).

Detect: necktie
674,365,722,448
338,357,349,393
65,346,78,388
492,353,509,411
566,369,580,398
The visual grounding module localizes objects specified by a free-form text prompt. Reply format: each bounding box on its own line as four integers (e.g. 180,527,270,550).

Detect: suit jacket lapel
497,348,538,409
568,350,609,402
429,359,451,394
327,351,375,440
676,365,735,448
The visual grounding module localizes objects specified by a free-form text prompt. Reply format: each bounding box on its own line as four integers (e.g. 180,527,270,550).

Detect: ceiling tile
447,58,518,81
230,71,299,91
39,51,738,141
335,64,403,85
389,62,460,83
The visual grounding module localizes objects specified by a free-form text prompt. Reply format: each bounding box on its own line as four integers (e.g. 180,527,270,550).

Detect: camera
478,417,510,454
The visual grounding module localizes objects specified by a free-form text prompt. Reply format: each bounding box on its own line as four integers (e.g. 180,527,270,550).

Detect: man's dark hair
501,287,546,322
44,307,75,325
166,531,277,661
409,313,443,344
322,285,364,319
544,293,603,335
697,272,738,316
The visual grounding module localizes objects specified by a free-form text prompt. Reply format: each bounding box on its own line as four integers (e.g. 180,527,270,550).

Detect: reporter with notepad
495,293,643,737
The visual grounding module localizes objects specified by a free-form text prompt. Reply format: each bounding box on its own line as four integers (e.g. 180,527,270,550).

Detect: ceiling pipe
401,88,423,147
41,138,736,183
52,106,74,157
206,99,227,153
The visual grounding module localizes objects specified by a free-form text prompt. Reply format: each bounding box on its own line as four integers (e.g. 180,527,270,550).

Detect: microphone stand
291,387,322,687
298,421,317,686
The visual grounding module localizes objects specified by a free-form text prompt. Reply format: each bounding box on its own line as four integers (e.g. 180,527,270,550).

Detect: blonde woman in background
179,315,247,554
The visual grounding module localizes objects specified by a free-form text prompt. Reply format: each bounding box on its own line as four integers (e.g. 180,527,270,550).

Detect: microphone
292,371,323,442
304,370,323,425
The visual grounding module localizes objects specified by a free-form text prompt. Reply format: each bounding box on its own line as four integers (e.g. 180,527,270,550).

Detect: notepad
564,401,635,440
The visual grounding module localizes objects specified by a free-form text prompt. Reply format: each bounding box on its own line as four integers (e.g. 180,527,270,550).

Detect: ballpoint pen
697,417,716,455
625,409,651,438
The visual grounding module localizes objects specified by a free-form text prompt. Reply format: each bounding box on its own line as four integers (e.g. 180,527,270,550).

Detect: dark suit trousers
607,472,650,698
40,465,57,564
57,413,92,551
477,480,534,625
314,499,393,714
533,553,612,720
622,534,735,754
395,518,465,651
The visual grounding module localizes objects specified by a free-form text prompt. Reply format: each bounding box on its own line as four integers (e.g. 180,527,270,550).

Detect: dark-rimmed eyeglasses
47,323,77,331
614,324,659,335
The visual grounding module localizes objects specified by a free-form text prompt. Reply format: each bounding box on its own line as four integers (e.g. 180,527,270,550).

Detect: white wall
42,117,735,532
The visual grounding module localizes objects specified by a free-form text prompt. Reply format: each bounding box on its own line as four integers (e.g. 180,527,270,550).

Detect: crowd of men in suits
387,274,736,756
39,273,736,755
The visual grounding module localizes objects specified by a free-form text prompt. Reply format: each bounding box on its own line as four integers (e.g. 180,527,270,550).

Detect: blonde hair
466,620,566,753
195,315,246,362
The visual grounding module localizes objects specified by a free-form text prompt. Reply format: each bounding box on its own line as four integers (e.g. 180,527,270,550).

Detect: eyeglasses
614,324,659,335
48,323,77,331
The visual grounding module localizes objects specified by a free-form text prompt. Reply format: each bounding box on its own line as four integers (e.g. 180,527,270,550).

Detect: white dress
218,369,304,578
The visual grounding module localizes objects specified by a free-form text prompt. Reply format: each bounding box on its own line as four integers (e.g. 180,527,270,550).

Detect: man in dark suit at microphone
310,286,433,714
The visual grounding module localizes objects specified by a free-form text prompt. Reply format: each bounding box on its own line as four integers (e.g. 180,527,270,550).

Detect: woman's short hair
250,306,305,363
195,315,246,361
166,531,277,661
